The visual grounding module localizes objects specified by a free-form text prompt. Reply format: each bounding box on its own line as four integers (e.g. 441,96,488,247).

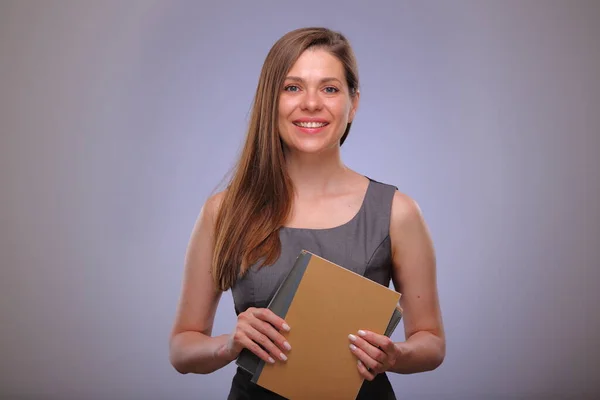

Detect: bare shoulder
388,189,435,267
184,189,228,261
201,190,227,223
390,190,426,231
188,190,228,239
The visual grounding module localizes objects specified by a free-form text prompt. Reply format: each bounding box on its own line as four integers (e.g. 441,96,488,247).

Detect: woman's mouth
292,121,329,134
293,121,329,128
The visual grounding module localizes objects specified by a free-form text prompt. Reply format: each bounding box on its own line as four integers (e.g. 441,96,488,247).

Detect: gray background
1,0,599,399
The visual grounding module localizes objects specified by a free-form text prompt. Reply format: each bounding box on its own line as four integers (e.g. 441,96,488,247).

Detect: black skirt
227,367,397,400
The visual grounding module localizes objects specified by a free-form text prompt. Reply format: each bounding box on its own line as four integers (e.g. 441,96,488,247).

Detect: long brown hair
212,27,360,291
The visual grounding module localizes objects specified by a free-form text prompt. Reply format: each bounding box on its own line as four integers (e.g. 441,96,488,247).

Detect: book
236,249,403,399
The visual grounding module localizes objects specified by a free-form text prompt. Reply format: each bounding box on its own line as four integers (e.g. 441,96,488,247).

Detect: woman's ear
349,89,360,123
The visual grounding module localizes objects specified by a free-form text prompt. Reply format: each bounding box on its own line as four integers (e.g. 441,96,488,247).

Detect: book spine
236,250,312,380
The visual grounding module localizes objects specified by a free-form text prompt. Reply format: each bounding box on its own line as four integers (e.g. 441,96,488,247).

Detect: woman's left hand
348,330,404,381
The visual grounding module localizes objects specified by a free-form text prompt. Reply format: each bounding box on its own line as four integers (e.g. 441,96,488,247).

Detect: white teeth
294,121,327,128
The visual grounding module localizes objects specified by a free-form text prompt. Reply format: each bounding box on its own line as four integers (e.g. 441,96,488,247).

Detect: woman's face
278,48,359,155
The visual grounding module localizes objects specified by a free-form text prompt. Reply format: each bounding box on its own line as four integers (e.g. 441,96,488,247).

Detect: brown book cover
241,250,402,399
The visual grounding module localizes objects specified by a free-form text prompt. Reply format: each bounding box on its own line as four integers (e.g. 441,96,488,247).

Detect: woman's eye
324,86,339,94
284,85,300,92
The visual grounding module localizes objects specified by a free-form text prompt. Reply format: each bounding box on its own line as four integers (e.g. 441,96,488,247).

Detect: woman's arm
169,192,234,374
388,191,445,374
348,191,445,379
169,192,292,374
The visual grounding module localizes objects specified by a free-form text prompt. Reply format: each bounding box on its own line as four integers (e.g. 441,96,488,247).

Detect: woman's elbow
430,335,446,371
170,354,190,375
169,335,191,374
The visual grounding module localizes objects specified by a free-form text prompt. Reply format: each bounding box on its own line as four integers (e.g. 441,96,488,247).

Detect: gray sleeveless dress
228,177,399,400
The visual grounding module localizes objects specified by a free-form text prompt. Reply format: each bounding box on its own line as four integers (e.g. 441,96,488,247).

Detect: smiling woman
279,49,358,155
169,27,445,400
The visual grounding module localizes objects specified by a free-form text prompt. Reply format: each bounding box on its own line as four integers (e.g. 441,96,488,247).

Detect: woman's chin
285,142,339,156
282,133,339,151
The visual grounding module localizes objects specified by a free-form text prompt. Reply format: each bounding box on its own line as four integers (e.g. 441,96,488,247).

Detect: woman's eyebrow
285,76,343,85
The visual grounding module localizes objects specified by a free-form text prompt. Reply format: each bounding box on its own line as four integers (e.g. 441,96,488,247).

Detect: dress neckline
280,177,372,232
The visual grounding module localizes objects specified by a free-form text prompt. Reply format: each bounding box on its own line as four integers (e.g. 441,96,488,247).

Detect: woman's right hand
223,307,292,364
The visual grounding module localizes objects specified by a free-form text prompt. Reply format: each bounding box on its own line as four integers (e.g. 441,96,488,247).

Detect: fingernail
357,360,363,366
268,357,275,364
282,323,291,331
358,330,366,337
280,352,287,361
283,341,292,351
348,334,357,341
349,344,357,351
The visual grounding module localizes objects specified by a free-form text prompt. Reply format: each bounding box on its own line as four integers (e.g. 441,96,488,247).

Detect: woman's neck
284,148,351,198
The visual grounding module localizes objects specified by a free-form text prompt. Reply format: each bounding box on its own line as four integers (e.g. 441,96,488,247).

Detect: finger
245,326,289,362
357,330,396,353
239,335,276,365
349,342,382,372
348,334,386,364
251,318,292,354
357,359,376,381
252,308,291,332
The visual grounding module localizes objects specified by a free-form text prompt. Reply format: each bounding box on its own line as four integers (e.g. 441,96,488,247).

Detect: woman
169,27,445,399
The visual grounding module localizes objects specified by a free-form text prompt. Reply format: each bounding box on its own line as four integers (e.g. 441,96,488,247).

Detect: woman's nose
300,89,323,111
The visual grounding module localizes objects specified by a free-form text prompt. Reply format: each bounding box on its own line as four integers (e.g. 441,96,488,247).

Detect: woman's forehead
286,48,344,80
